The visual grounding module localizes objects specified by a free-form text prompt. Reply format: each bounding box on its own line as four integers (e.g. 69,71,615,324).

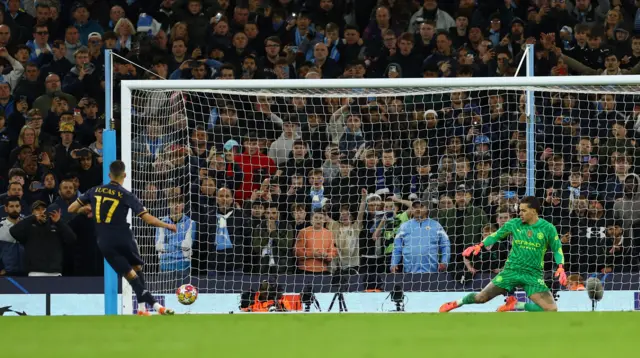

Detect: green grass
2,312,637,357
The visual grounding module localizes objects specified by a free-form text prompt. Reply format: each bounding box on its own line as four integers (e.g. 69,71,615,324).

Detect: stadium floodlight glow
113,49,640,314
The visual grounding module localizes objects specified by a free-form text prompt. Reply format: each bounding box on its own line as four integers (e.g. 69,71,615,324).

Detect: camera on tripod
328,268,355,312
300,285,321,312
388,285,405,312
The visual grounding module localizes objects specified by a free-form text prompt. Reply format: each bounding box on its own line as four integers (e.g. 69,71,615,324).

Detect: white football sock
138,303,146,312
456,298,464,306
153,302,163,311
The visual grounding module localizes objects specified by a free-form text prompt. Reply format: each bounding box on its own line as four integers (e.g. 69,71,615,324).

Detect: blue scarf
147,137,161,158
295,28,304,46
324,37,340,62
309,187,325,211
215,212,233,251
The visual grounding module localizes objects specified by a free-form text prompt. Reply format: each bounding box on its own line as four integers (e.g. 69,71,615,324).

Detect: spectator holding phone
62,48,102,101
53,121,82,176
9,200,76,276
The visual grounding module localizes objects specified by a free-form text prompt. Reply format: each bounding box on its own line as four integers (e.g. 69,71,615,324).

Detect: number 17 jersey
76,181,148,236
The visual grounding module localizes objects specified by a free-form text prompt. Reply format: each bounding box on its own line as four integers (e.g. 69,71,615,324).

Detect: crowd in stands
0,0,639,290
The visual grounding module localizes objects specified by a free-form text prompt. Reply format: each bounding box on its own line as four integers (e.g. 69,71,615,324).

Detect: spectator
603,155,632,204
62,47,103,101
71,3,103,46
338,112,365,156
391,199,450,273
463,224,507,278
26,24,52,65
113,18,136,52
269,115,301,166
234,133,276,201
567,0,609,27
53,122,82,177
613,174,640,234
408,0,455,33
436,184,488,272
33,74,76,116
9,200,76,276
63,26,82,64
326,189,368,271
155,198,196,278
13,62,43,104
179,0,209,47
250,202,293,274
275,140,314,179
0,196,23,275
76,151,102,193
52,178,77,223
131,118,165,171
294,210,337,274
594,221,636,273
31,171,58,206
203,187,247,273
0,48,24,99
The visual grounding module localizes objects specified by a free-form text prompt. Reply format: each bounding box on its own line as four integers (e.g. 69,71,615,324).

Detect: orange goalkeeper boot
497,296,518,312
439,301,459,313
137,309,152,316
158,306,175,315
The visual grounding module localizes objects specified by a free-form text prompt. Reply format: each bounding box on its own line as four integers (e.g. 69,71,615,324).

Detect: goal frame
112,45,640,315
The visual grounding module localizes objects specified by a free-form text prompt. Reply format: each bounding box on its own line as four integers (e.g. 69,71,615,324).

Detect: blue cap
474,135,490,144
223,139,240,151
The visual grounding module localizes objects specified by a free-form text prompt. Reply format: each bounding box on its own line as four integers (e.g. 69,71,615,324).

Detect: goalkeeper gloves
462,243,484,257
555,264,567,286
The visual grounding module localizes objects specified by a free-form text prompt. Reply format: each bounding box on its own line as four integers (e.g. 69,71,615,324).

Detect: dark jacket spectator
10,201,76,275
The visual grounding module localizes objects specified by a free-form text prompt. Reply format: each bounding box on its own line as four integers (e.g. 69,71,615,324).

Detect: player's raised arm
463,219,514,257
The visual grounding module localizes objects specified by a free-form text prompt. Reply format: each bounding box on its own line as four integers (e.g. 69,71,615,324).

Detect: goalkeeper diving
439,196,567,313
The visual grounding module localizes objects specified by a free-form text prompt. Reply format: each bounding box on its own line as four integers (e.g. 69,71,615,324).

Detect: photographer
9,200,76,276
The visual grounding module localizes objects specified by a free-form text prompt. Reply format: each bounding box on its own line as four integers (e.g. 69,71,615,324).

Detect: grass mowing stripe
2,312,637,358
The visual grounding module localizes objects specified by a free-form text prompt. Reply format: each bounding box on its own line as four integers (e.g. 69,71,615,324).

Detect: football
176,284,198,305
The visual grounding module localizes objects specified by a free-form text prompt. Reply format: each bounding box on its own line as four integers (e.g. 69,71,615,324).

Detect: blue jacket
391,218,450,273
74,21,103,45
155,215,196,272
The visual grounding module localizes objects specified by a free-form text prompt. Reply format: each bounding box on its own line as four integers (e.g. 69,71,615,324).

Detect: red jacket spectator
234,135,276,201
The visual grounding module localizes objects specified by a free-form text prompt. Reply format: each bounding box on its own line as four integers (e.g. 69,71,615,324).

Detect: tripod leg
328,293,338,312
339,293,348,312
313,297,321,312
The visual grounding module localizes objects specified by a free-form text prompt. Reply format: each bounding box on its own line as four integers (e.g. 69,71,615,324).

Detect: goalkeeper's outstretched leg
439,282,507,312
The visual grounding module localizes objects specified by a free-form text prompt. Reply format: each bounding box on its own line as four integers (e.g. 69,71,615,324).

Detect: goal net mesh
127,84,640,299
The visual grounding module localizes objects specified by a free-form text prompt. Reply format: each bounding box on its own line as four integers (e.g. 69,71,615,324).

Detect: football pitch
3,312,636,357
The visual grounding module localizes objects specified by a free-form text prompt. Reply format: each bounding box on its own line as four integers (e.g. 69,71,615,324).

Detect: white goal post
117,73,640,315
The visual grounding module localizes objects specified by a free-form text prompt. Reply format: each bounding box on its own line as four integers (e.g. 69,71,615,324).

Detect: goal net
122,78,640,313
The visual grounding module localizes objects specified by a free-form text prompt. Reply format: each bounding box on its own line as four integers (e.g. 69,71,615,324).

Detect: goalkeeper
439,196,567,313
